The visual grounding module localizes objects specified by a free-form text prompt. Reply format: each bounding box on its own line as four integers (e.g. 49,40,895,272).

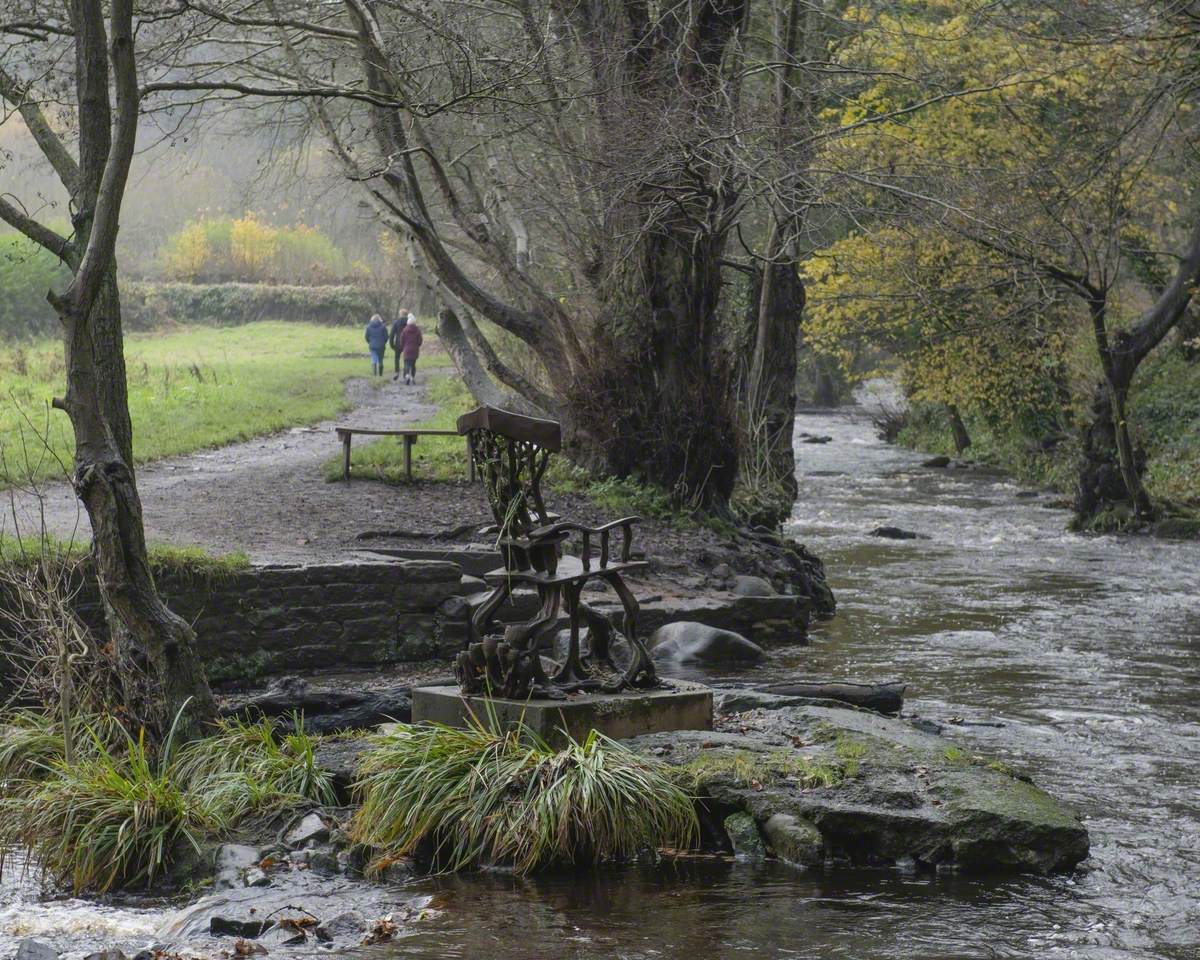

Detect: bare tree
0,0,215,738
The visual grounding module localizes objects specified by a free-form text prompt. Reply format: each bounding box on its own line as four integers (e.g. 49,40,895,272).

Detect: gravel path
2,378,454,563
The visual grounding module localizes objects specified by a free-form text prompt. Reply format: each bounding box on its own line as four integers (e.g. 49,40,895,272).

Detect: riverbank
892,353,1200,531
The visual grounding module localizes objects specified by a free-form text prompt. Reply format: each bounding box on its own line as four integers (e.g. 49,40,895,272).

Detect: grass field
0,322,447,486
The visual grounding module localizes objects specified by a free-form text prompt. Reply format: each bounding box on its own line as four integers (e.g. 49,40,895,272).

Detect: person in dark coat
389,309,408,380
398,314,423,384
364,314,388,376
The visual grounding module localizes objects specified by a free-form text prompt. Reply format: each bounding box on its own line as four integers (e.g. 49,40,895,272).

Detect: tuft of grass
0,709,70,783
0,709,333,893
351,717,698,875
147,544,251,580
0,721,214,893
173,714,336,814
673,748,844,791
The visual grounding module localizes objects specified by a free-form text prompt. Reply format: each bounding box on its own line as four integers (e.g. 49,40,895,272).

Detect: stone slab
411,680,713,746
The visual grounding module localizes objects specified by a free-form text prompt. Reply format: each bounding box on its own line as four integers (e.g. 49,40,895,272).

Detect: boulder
731,575,775,597
921,456,951,468
213,844,260,891
869,526,929,541
762,813,824,867
16,940,59,960
243,866,271,888
723,812,766,860
210,918,273,939
629,704,1089,875
650,622,765,664
315,912,370,945
285,812,329,848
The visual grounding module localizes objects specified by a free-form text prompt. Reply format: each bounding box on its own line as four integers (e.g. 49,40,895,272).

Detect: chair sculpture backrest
457,405,562,573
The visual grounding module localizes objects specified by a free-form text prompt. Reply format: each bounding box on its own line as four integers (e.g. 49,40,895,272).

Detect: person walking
389,309,408,380
364,313,388,376
398,313,423,384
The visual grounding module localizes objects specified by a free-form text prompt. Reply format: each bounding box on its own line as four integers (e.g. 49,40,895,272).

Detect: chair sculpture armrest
527,517,641,569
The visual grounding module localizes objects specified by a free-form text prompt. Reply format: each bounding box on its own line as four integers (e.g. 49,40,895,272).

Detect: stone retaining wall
68,558,468,684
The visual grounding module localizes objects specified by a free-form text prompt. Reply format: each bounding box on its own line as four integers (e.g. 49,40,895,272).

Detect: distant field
0,321,447,485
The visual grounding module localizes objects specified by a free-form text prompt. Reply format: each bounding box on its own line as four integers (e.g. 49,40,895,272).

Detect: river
3,405,1198,959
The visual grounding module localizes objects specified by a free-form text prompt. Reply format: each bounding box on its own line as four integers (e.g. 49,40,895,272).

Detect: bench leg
404,435,414,481
342,435,351,481
467,436,476,483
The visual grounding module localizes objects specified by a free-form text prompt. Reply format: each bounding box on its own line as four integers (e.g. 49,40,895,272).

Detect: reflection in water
3,408,1198,959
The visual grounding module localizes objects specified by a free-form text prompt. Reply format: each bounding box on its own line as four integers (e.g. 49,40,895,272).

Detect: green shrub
351,717,698,875
122,281,378,329
0,234,70,340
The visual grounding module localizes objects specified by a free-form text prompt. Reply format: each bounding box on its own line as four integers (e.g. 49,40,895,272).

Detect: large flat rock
627,703,1089,875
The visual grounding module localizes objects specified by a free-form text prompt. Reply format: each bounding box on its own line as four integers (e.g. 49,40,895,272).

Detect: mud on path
2,378,446,563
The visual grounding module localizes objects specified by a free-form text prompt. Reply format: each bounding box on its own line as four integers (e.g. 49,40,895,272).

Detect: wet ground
4,405,1198,959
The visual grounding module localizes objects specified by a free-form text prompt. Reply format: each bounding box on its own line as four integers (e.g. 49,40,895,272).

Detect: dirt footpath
2,376,817,609
2,378,457,563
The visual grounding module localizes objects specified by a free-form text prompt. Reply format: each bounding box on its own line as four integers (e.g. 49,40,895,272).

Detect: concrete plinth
411,680,713,746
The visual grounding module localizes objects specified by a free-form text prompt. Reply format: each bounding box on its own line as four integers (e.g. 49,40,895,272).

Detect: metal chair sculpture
454,406,658,699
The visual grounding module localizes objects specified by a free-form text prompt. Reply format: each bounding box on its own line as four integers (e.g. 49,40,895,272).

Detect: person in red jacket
397,314,423,385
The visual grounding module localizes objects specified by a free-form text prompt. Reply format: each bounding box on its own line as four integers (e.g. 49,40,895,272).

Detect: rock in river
629,704,1088,875
650,622,765,664
870,526,930,541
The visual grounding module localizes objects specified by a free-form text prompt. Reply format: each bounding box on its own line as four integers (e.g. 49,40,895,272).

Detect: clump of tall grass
0,719,214,892
173,714,336,815
351,717,698,875
0,711,333,893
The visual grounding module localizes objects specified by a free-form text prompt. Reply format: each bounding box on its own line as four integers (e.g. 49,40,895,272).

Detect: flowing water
4,405,1198,959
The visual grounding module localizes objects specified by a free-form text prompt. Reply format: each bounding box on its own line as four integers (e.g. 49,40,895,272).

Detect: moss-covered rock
629,703,1088,875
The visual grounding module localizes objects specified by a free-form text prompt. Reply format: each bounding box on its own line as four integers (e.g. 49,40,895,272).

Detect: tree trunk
946,403,972,454
58,271,215,740
740,258,803,524
574,221,738,510
812,355,841,408
1073,379,1150,527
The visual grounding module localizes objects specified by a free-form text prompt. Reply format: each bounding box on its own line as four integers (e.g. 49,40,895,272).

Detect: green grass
0,321,448,487
351,716,699,875
0,709,333,893
0,533,249,579
673,748,845,791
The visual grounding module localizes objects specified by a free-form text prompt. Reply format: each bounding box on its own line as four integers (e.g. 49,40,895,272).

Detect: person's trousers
394,350,401,374
404,357,417,381
369,348,384,375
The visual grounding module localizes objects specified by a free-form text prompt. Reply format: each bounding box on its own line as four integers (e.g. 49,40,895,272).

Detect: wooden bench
334,427,475,482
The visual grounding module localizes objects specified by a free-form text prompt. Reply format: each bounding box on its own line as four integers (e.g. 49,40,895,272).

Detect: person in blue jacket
364,314,388,376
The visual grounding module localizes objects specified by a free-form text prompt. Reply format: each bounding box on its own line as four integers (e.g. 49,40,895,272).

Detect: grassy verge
0,321,448,487
895,352,1200,506
0,534,250,579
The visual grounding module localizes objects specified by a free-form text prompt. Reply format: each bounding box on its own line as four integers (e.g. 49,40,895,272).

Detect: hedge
122,281,380,329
